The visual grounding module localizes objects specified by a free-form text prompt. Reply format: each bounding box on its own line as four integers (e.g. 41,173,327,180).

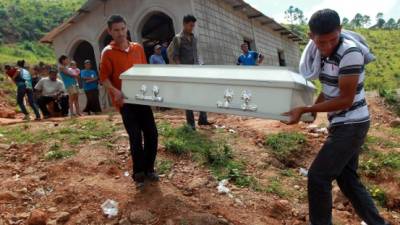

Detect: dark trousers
308,121,386,225
84,89,101,113
17,85,40,119
37,95,69,117
185,110,208,129
120,104,158,175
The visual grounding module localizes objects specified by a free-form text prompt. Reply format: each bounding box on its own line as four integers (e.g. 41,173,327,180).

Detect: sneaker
34,117,41,121
145,172,160,182
23,115,30,121
133,172,146,188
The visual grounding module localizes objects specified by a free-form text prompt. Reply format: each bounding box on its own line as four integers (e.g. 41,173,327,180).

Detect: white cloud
245,0,399,23
307,0,398,21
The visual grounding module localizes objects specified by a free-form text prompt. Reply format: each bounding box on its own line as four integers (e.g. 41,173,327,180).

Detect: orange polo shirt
100,41,147,108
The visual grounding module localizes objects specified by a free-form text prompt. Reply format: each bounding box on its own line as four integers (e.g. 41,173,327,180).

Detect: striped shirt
320,37,370,126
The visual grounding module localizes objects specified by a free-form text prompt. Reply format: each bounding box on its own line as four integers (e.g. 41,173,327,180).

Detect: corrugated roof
40,0,302,44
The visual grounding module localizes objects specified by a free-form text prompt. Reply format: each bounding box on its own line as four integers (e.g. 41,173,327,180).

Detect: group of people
4,57,102,120
99,9,390,225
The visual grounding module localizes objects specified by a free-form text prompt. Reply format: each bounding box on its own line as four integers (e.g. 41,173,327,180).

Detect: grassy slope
358,29,400,90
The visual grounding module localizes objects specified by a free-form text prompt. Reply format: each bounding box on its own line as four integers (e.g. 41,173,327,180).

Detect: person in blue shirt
161,41,169,64
58,55,81,116
149,45,166,64
80,60,101,115
14,60,41,120
237,43,264,66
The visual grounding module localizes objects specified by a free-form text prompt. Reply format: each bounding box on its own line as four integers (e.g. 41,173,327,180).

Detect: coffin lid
121,65,316,91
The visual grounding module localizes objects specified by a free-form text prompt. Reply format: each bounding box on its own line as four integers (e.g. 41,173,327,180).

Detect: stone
270,200,291,219
69,205,81,214
184,213,225,225
118,218,131,225
187,178,209,191
165,219,175,225
47,207,58,213
53,195,64,204
39,173,48,180
390,118,400,128
17,187,28,194
0,191,18,202
55,212,70,224
27,209,47,225
129,210,158,224
0,143,11,150
16,212,30,219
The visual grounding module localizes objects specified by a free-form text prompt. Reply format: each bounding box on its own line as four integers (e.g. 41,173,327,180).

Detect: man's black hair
183,14,197,24
4,65,11,70
309,9,341,35
107,15,126,29
58,55,68,64
17,60,25,68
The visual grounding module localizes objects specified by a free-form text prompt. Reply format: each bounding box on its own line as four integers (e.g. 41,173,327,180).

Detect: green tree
375,12,386,28
350,13,364,28
0,0,84,43
362,15,371,28
342,17,349,26
285,6,306,26
385,18,397,29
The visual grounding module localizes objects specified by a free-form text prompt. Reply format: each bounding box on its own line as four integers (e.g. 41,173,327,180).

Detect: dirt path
0,96,399,225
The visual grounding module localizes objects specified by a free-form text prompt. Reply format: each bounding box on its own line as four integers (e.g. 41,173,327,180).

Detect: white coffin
121,65,316,121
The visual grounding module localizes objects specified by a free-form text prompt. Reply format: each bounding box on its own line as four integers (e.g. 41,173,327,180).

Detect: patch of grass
360,150,400,176
367,185,387,207
44,143,75,160
162,124,233,167
0,42,55,65
0,119,116,146
156,159,173,175
378,88,400,116
0,76,17,106
160,123,260,190
365,135,400,148
265,177,287,198
164,139,189,155
280,168,296,177
264,132,307,166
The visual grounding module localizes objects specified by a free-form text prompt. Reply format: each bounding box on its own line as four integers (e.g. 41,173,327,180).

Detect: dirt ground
0,95,399,225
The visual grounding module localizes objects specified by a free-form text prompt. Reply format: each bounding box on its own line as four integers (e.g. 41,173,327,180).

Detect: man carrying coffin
100,15,159,189
284,9,390,225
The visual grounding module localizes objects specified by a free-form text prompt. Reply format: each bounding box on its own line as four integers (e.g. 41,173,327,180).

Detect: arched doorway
72,40,97,72
140,12,175,61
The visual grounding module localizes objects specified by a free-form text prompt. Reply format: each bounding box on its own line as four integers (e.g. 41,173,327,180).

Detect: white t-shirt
35,77,66,97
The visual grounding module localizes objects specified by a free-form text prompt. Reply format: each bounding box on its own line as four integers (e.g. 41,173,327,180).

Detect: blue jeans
308,121,386,225
17,84,40,119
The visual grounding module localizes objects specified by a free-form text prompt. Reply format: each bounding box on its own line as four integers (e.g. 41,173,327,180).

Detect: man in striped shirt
284,9,389,225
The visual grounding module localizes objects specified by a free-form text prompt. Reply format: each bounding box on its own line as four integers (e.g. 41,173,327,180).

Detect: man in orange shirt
100,15,159,188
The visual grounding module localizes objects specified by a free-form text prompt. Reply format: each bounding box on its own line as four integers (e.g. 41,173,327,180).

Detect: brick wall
193,0,300,69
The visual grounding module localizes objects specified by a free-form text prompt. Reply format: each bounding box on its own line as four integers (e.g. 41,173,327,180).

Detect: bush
265,132,307,166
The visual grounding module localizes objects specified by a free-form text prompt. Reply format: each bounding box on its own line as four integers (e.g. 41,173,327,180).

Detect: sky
245,0,400,24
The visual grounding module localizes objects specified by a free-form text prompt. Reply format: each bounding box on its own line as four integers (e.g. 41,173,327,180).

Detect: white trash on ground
299,168,309,177
361,221,367,225
123,171,130,177
217,179,233,198
228,129,236,134
101,199,119,218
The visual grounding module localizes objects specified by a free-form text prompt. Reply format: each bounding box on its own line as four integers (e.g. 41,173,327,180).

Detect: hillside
0,98,399,225
0,0,84,43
